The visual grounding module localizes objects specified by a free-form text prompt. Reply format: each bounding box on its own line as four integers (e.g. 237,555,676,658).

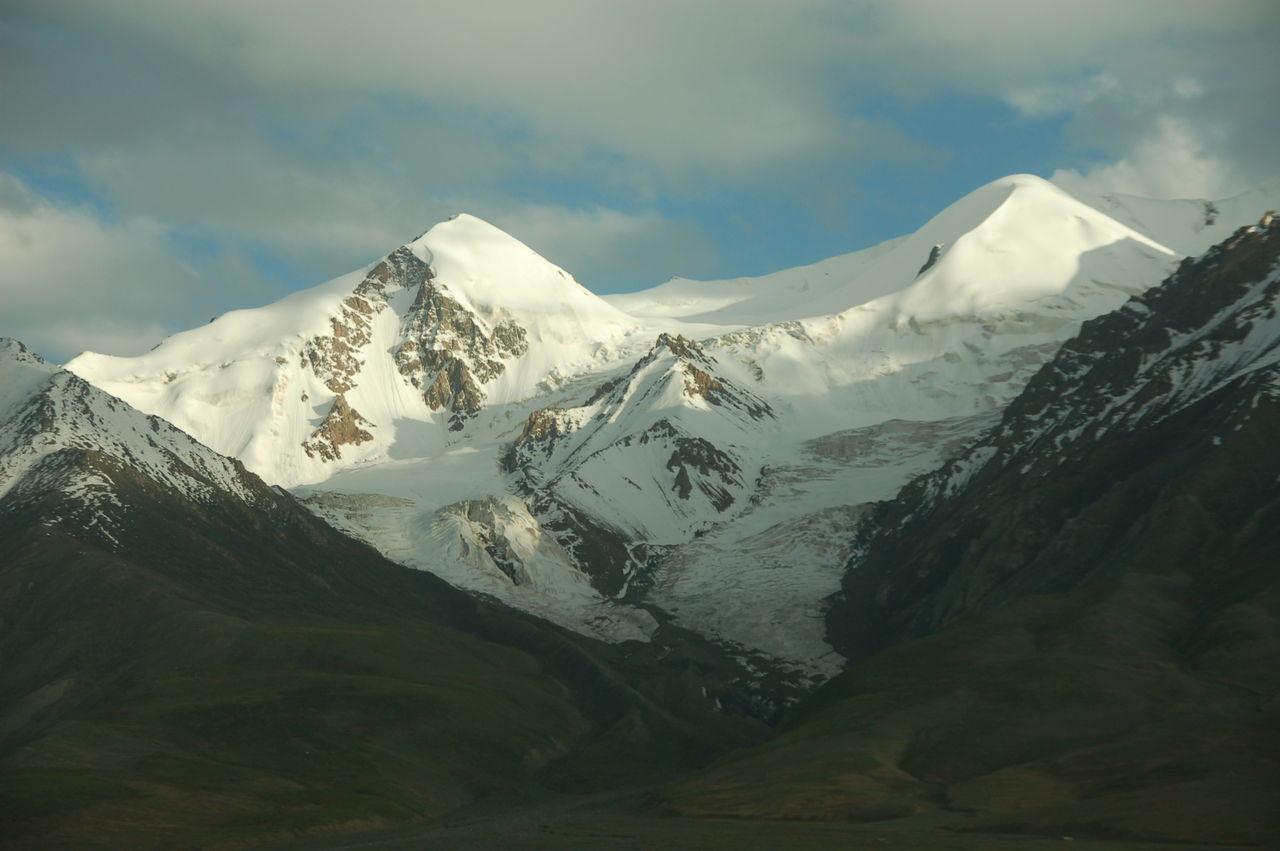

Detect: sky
2,0,1278,363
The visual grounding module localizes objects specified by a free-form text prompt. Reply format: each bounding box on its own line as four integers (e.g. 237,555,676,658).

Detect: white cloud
1052,118,1232,200
0,171,715,362
14,0,862,176
1,0,1275,331
1006,75,1120,118
0,174,225,361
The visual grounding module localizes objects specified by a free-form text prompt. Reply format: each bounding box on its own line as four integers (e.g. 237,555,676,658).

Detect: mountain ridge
662,212,1280,846
0,337,783,845
60,175,1280,676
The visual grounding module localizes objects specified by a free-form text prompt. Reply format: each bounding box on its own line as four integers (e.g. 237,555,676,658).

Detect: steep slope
0,339,769,847
1065,178,1280,257
833,211,1280,651
601,175,1183,671
609,174,1173,328
0,338,261,534
665,215,1280,845
67,215,659,488
64,175,1270,682
507,334,776,555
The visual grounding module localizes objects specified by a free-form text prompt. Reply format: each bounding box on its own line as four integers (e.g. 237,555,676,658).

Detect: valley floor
307,786,1247,850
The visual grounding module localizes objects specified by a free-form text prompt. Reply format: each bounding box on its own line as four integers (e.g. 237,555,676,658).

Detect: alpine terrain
0,338,769,845
5,173,1278,847
666,212,1280,846
66,175,1280,685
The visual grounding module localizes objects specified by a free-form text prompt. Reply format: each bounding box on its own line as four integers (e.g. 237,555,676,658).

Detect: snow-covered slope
507,334,777,545
0,338,263,548
684,176,1176,437
67,215,672,488
60,174,1276,678
1060,179,1280,258
610,175,1171,327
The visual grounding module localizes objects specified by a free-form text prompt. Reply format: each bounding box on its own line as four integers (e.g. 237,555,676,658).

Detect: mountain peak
399,212,636,325
412,211,513,248
0,337,45,366
878,170,1175,324
988,172,1057,189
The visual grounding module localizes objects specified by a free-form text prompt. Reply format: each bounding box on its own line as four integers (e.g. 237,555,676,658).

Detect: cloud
1052,118,1231,201
0,173,280,362
0,174,191,361
4,1,865,178
0,0,1275,342
0,169,713,362
9,1,1272,192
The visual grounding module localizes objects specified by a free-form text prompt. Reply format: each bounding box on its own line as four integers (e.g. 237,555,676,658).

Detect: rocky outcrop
501,333,772,582
526,491,634,594
647,334,774,420
395,278,528,430
661,431,742,511
298,239,533,433
299,246,430,394
682,363,724,399
300,394,374,461
444,497,532,585
916,243,944,277
502,407,579,473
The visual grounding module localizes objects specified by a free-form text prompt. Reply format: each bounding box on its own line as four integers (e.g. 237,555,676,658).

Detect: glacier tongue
59,175,1270,675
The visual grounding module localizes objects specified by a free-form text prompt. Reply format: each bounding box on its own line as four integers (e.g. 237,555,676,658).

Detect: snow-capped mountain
1060,178,1280,257
669,214,1280,844
506,333,776,547
62,175,1277,680
67,215,676,489
1,338,263,549
831,211,1280,653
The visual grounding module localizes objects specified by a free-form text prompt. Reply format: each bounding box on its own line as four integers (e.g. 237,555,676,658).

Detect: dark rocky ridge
916,243,944,277
0,346,768,846
661,216,1280,845
831,213,1280,653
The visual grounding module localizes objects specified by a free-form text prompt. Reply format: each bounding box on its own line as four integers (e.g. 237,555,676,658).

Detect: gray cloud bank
1,0,1276,361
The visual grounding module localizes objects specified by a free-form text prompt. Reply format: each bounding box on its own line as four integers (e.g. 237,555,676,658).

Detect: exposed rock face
301,394,375,461
502,407,578,473
524,491,635,595
517,407,567,444
395,275,528,430
444,497,532,585
299,240,533,435
647,334,774,420
504,335,770,492
648,421,742,510
916,243,944,277
498,335,777,594
299,246,426,394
